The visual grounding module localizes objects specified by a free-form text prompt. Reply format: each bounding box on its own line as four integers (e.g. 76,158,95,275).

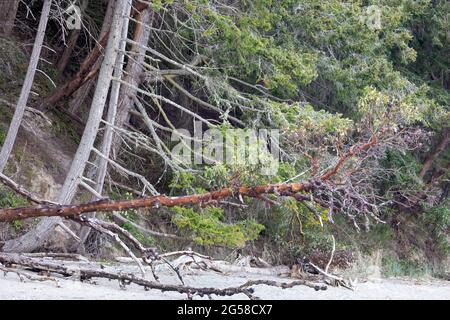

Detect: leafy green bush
171,206,264,248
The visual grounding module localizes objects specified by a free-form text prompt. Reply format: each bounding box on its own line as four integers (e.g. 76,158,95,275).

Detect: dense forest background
0,0,448,279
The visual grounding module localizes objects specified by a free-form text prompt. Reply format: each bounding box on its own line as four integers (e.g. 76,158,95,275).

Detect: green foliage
121,222,156,247
381,149,423,192
187,0,318,97
11,220,23,232
0,125,6,145
0,186,28,208
382,254,432,278
422,200,450,256
171,206,264,248
0,37,27,94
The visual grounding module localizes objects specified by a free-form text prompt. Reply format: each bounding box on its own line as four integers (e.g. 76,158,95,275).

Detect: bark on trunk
57,29,81,75
0,0,52,172
0,0,20,36
1,0,129,253
41,32,109,109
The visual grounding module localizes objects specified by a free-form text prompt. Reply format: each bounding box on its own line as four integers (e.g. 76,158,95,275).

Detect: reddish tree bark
0,133,380,223
0,181,313,223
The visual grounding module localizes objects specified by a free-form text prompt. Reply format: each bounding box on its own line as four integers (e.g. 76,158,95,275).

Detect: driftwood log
0,253,326,299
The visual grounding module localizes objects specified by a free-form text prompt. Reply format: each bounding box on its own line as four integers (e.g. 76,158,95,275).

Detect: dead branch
0,263,60,287
308,261,354,290
22,252,89,262
111,212,185,240
73,216,146,277
239,279,327,292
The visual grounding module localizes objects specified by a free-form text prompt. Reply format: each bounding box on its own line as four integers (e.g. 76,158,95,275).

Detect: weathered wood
0,253,325,298
41,32,109,109
77,0,133,245
0,253,257,298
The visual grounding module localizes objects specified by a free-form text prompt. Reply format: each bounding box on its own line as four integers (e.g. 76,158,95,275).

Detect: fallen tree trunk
0,181,312,222
0,135,379,223
0,253,255,298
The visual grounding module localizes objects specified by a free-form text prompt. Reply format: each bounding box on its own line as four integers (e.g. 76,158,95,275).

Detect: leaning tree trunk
0,0,52,172
0,0,20,36
77,2,133,245
2,0,129,253
111,8,153,160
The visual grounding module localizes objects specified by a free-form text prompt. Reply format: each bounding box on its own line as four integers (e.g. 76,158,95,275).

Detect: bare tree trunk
111,8,153,160
2,0,129,253
0,0,20,36
77,2,133,245
0,0,52,172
